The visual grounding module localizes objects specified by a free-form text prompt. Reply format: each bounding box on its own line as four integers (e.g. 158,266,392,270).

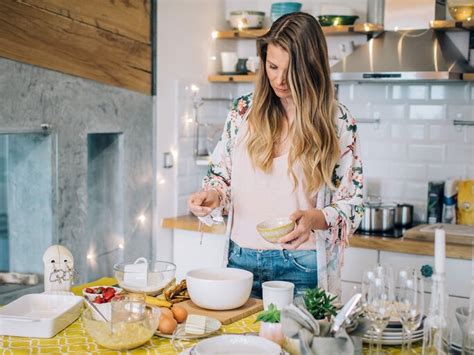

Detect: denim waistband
229,239,315,260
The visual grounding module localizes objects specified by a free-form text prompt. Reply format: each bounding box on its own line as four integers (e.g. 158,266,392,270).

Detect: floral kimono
202,92,364,297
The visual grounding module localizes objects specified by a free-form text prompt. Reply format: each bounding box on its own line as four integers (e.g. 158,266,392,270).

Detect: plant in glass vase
256,303,284,346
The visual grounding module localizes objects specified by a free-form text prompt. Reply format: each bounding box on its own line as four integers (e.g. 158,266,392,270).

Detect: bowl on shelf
82,295,160,350
317,15,359,26
271,2,302,22
229,11,265,29
186,267,253,310
256,217,295,243
113,258,176,296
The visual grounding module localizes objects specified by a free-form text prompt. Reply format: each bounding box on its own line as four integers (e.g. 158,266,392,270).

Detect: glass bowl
82,297,160,350
113,260,176,295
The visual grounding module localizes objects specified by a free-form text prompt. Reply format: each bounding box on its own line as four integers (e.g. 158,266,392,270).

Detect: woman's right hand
188,190,221,217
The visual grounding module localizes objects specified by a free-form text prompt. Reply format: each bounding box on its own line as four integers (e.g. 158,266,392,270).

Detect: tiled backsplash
176,81,237,215
338,82,474,222
177,81,474,223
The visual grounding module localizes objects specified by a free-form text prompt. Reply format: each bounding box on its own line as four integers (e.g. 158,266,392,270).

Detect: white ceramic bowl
186,268,253,310
256,218,295,243
229,11,265,29
193,335,281,355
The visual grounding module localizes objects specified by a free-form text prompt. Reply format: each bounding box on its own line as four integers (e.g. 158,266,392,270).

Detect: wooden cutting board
404,224,474,245
178,298,263,325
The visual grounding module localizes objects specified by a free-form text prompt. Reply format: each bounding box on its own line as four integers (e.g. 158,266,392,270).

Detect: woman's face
265,43,291,100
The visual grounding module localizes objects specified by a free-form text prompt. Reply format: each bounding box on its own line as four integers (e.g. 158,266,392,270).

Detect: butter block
185,314,207,335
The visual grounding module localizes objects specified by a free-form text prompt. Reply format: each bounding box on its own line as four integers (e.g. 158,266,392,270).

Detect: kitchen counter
162,215,472,260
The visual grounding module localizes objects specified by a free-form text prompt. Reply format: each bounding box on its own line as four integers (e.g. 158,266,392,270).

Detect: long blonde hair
247,12,340,195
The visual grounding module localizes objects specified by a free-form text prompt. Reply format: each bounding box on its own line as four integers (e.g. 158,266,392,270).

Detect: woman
188,12,364,298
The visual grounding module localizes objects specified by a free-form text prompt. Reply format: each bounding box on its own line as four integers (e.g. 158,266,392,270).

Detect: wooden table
0,278,418,354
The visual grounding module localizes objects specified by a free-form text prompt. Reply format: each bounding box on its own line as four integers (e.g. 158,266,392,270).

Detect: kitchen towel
281,303,366,355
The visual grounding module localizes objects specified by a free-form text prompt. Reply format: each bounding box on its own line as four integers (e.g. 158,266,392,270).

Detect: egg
172,305,188,323
158,315,177,335
160,307,174,319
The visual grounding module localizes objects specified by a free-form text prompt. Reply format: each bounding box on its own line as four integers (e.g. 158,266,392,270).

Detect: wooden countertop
162,215,472,260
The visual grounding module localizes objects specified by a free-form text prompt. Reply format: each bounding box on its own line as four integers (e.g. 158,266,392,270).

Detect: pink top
230,119,317,250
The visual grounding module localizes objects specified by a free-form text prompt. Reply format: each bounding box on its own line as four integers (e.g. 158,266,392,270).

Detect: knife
330,293,362,334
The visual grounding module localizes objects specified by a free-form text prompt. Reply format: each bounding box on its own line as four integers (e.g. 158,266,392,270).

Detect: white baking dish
0,293,83,338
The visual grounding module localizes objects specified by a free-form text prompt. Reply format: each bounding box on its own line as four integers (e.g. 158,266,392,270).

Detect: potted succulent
256,303,285,346
303,287,338,321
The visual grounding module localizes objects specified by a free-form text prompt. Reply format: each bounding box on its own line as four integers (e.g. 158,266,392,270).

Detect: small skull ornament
43,245,77,292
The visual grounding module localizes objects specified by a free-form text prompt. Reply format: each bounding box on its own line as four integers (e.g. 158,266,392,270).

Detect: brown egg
160,307,174,319
172,305,188,323
159,315,177,335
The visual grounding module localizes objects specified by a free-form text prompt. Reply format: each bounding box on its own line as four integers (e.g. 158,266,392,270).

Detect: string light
190,84,199,93
158,179,166,185
86,201,151,263
211,31,218,39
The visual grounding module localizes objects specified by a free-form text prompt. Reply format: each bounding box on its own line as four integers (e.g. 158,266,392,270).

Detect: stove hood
330,0,474,82
331,29,473,81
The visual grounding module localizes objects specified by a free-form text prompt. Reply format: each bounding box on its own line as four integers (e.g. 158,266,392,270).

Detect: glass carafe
422,273,451,355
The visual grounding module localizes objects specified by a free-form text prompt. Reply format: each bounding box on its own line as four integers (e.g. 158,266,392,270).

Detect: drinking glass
362,267,377,354
363,264,394,355
396,269,424,354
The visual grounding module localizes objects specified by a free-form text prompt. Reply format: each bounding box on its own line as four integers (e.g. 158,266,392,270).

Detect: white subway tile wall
176,80,237,215
339,82,474,222
176,80,473,221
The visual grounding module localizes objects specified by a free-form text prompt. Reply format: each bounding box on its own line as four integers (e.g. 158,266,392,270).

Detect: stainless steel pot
360,203,396,232
395,203,414,227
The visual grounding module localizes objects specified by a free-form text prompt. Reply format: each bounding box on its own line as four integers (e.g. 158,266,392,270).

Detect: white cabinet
173,229,227,281
341,247,379,283
379,251,471,298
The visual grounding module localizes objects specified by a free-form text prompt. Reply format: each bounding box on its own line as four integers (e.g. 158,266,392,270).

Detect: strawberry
93,295,104,304
84,287,94,294
103,288,116,302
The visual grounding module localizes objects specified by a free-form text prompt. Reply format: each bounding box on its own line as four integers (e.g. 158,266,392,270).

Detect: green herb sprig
255,303,281,324
303,287,337,320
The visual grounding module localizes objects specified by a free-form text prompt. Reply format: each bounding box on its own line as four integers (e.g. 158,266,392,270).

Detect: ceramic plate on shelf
155,316,221,340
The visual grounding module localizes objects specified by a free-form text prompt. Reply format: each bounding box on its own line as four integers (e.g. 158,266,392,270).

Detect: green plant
255,303,280,323
303,287,337,320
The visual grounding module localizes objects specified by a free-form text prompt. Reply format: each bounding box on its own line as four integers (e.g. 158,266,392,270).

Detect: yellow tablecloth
0,278,420,354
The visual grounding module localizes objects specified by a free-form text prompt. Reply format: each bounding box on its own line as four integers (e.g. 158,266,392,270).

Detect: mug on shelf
220,52,238,73
236,58,248,73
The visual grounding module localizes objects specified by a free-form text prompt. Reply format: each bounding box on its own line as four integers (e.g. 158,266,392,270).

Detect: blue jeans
227,240,318,298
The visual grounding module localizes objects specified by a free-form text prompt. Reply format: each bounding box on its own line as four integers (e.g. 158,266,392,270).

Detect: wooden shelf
322,23,384,35
213,23,384,39
213,29,268,39
430,19,474,31
463,73,474,81
208,74,256,83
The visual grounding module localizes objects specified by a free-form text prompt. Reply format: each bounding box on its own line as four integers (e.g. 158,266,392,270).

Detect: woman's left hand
279,209,327,249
